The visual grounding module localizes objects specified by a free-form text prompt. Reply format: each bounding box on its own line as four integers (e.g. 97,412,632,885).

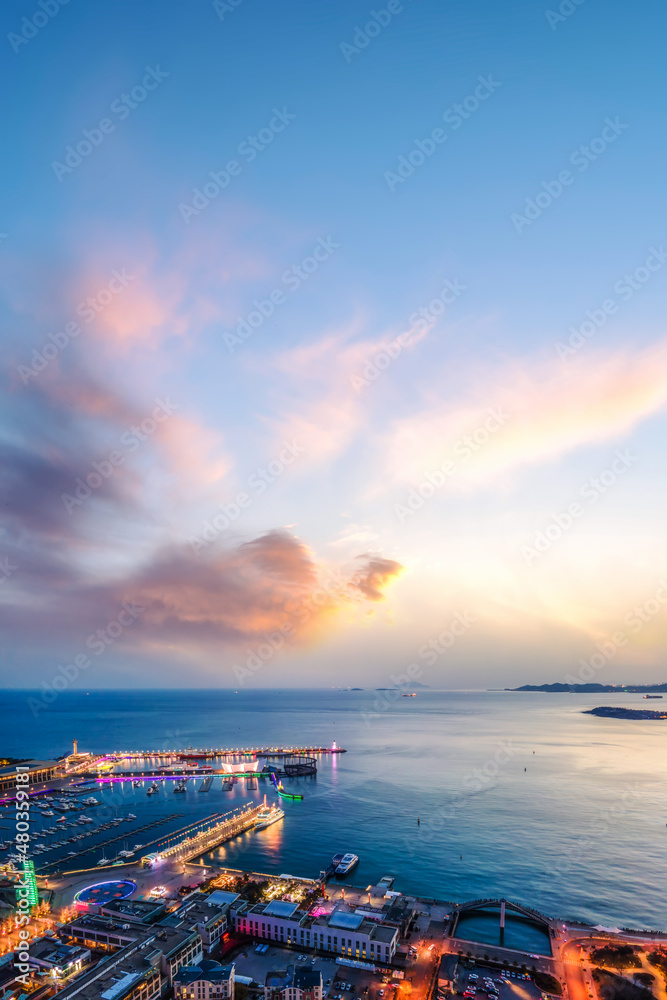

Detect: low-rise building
174,958,235,999
265,965,322,1000
0,759,63,794
438,954,459,991
234,899,399,965
27,936,90,978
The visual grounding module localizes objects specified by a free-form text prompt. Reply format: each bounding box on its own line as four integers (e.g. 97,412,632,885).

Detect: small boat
335,853,359,876
96,856,110,866
127,813,137,820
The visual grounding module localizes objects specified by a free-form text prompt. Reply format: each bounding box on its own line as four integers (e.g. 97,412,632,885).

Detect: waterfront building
265,965,322,1000
174,959,235,999
233,899,399,964
0,759,63,794
438,954,459,991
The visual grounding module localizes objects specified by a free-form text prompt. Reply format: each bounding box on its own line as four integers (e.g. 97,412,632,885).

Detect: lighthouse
73,739,78,756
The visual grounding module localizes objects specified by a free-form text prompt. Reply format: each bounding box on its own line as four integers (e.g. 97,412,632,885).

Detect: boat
401,692,416,697
147,787,157,795
335,853,359,876
255,800,285,830
132,780,141,787
96,856,110,866
644,695,663,699
127,813,137,820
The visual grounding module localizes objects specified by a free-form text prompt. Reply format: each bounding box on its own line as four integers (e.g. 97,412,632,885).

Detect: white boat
255,801,285,830
335,853,359,876
96,856,110,866
127,813,137,820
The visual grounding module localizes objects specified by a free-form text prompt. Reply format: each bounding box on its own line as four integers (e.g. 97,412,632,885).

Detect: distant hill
509,682,667,693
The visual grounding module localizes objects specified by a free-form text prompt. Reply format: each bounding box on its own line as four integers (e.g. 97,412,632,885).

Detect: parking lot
443,964,546,1000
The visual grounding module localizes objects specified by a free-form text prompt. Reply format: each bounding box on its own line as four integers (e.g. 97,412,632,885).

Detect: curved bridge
450,897,552,933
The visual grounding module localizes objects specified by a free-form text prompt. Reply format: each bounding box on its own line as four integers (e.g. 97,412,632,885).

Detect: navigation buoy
417,817,420,825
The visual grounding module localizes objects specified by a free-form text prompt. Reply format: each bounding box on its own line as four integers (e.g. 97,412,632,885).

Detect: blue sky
2,0,667,690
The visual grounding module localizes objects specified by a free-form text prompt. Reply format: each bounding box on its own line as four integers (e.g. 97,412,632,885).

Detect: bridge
450,897,553,935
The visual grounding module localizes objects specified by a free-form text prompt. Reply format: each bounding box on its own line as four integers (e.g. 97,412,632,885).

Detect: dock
146,802,263,864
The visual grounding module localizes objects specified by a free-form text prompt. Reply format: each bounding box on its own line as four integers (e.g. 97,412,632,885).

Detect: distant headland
508,682,667,693
585,705,667,719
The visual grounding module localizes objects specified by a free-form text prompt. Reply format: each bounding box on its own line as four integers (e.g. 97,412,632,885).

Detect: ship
335,852,359,876
644,695,663,699
255,799,285,830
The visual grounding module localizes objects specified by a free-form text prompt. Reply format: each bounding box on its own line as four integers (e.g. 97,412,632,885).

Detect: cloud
379,340,667,489
351,555,405,601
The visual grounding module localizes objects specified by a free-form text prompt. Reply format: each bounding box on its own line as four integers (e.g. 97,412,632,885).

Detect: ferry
335,853,359,876
255,801,285,830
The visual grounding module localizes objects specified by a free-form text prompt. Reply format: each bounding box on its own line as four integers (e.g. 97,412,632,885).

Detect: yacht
255,801,285,830
335,853,359,876
127,813,137,820
96,856,110,866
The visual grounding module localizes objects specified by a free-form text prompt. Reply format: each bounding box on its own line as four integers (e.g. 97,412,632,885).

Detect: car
312,958,317,965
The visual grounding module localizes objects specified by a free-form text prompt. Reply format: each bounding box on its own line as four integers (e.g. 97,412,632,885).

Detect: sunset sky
2,0,667,690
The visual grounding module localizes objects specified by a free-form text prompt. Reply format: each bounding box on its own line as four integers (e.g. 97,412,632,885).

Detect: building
53,937,163,1000
26,937,90,979
438,954,459,991
233,899,399,965
0,759,63,794
265,965,322,1000
174,959,235,999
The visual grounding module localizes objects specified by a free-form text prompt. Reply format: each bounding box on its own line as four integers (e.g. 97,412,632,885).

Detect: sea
3,688,666,932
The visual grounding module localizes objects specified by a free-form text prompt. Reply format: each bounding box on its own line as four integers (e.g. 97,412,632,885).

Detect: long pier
98,744,345,760
147,802,264,864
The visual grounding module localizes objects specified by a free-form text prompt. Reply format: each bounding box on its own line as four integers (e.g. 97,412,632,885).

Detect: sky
1,0,667,691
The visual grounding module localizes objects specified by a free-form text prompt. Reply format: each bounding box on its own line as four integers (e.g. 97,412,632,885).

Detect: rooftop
175,959,234,986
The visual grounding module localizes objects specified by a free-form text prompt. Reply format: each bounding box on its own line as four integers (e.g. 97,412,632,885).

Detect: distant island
508,682,667,693
585,706,667,720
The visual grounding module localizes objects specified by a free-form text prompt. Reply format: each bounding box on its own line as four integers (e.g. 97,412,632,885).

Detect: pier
144,802,264,864
90,743,345,763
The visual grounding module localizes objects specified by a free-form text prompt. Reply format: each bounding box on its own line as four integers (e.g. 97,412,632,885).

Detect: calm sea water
4,689,666,930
